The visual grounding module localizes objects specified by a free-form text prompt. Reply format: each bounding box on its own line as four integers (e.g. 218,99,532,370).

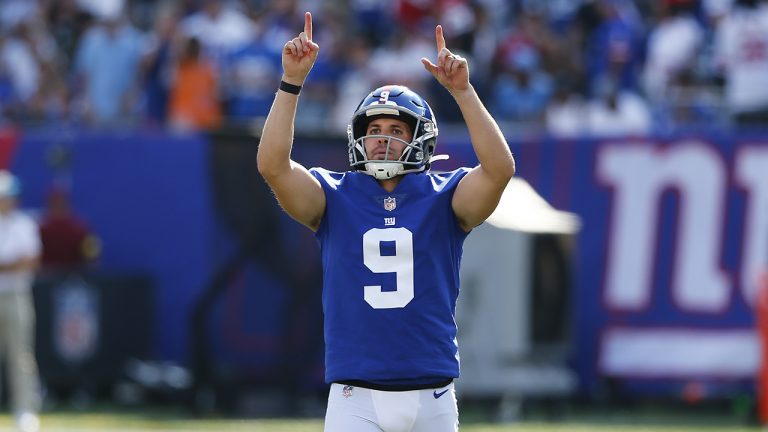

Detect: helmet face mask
348,85,438,180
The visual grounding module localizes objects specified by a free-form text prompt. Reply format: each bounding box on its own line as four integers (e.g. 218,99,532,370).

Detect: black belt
335,378,453,392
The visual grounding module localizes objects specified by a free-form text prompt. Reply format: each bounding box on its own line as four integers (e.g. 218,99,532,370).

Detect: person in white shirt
642,0,704,103
586,78,652,137
713,0,768,124
545,81,588,138
0,170,41,432
179,0,256,66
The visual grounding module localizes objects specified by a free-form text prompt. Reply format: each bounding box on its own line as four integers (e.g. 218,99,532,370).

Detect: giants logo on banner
595,141,768,379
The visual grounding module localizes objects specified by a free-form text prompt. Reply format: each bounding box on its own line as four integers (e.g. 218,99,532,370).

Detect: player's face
363,118,413,161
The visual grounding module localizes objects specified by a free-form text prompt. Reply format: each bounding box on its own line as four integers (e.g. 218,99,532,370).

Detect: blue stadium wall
1,126,767,398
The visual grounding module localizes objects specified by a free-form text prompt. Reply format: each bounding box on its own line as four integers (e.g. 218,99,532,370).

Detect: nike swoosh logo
433,388,450,399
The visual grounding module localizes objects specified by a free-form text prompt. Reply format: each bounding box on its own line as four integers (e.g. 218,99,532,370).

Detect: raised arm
421,25,515,232
257,12,325,231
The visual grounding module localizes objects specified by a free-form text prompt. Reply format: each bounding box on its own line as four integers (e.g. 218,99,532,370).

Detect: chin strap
429,154,449,163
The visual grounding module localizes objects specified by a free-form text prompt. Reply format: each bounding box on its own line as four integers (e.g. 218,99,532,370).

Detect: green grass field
0,410,760,432
0,396,759,432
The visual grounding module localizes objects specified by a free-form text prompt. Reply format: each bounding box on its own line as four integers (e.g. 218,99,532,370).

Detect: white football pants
324,382,459,432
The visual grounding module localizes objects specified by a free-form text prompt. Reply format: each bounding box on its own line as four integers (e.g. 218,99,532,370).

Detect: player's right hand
421,25,469,95
282,12,319,86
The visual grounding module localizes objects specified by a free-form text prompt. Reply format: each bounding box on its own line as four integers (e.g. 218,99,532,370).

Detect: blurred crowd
1,0,768,137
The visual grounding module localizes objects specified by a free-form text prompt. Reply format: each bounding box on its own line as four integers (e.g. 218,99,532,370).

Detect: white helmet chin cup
365,162,403,180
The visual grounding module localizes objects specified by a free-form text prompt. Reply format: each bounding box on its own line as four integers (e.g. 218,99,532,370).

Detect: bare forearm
453,85,515,181
257,83,300,178
259,10,319,180
0,257,39,272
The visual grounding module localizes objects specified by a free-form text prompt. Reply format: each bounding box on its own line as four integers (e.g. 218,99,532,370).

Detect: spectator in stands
583,0,643,95
349,0,394,46
0,20,54,119
703,0,734,25
0,0,39,31
466,2,499,100
0,6,68,122
179,0,255,68
642,0,707,130
0,0,758,133
545,80,588,138
439,0,477,56
713,0,768,125
257,0,305,54
0,170,42,432
73,9,143,125
224,21,283,123
39,186,100,271
331,38,375,133
564,0,602,97
367,27,433,95
496,7,563,79
490,46,553,123
140,2,179,127
44,0,94,73
586,76,652,136
394,0,434,32
0,37,21,122
168,36,221,131
28,58,68,122
642,0,704,101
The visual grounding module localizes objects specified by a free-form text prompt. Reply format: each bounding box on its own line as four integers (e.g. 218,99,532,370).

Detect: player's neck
377,176,403,193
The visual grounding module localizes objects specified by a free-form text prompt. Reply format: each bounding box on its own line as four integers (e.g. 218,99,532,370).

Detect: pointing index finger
435,25,446,53
304,12,313,41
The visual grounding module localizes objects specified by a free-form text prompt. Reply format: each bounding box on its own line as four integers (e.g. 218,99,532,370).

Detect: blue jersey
309,167,471,385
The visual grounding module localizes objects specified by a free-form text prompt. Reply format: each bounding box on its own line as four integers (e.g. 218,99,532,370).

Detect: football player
257,12,515,431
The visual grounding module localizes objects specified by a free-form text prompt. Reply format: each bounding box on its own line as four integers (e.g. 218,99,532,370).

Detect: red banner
0,126,19,169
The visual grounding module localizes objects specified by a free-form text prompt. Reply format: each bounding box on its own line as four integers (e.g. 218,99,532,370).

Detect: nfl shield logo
384,196,396,211
342,385,353,398
54,279,99,364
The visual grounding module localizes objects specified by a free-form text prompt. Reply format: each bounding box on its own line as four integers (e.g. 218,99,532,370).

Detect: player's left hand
421,25,469,94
